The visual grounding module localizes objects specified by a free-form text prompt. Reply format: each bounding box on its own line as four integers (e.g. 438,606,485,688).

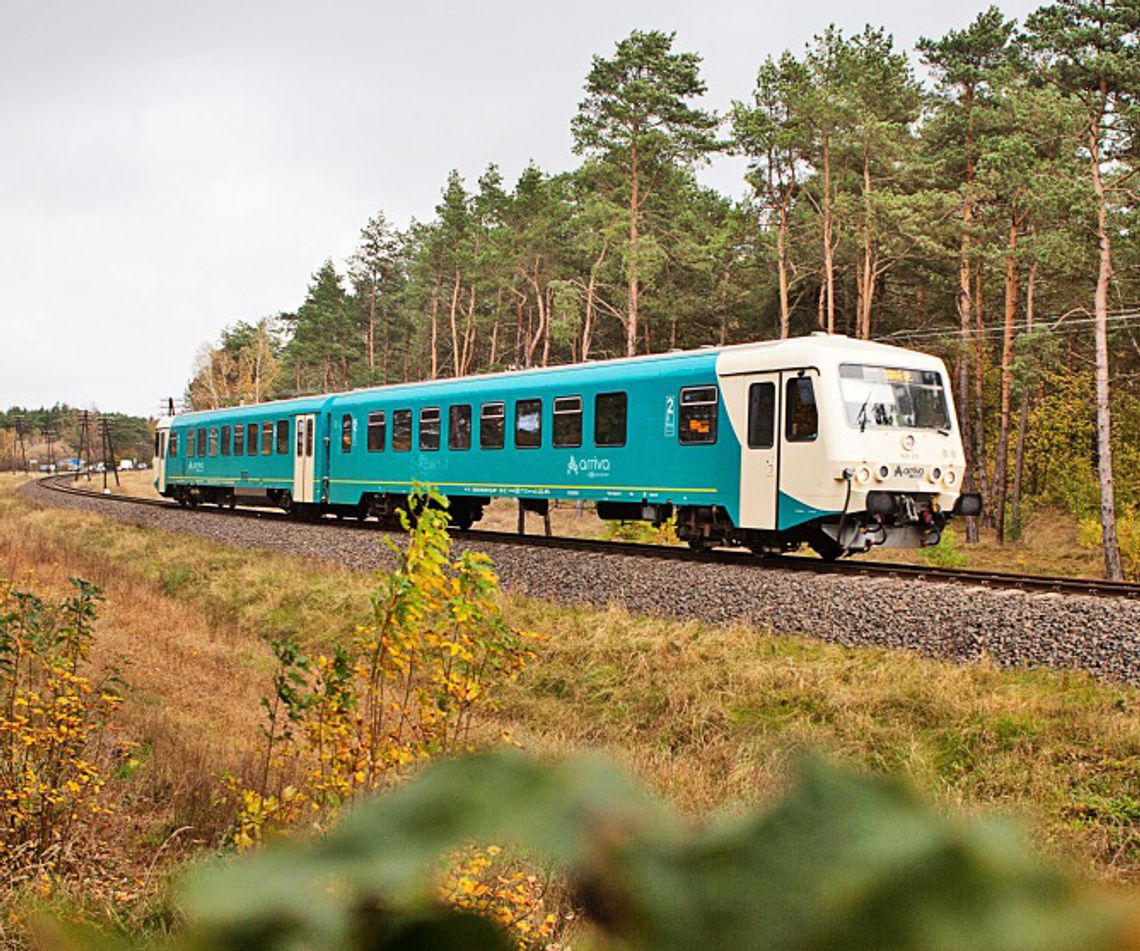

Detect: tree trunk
1089,110,1124,580
368,278,376,378
582,240,607,361
959,87,979,544
1010,257,1037,540
627,130,640,357
777,199,790,339
429,279,440,380
994,206,1020,543
857,146,875,340
822,134,835,333
448,270,462,378
973,263,990,526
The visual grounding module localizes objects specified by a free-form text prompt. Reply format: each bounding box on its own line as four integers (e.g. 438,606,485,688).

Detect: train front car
717,334,980,560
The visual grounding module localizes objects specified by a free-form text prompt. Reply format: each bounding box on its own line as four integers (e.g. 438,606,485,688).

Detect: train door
154,427,168,495
777,369,826,530
293,414,315,504
728,373,779,530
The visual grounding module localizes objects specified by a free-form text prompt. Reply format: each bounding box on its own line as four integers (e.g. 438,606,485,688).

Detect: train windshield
840,364,951,432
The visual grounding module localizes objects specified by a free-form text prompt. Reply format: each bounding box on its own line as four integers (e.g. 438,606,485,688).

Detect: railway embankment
23,477,1140,686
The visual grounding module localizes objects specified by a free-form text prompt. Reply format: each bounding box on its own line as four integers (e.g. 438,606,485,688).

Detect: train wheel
809,534,843,562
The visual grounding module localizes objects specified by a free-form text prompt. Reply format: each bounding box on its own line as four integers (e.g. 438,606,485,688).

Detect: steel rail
33,475,1140,600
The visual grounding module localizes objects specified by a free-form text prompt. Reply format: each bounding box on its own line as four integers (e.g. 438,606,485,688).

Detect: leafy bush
600,513,680,546
0,577,122,885
1079,513,1140,580
921,526,969,569
232,487,540,843
65,750,1135,950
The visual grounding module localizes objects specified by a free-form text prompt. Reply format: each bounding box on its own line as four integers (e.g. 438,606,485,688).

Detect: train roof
164,334,946,422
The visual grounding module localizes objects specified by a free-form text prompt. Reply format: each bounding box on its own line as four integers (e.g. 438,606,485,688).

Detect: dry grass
1,476,1137,900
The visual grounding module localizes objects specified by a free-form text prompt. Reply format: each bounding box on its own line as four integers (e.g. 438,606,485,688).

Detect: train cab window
449,405,472,450
367,411,386,451
786,376,818,442
420,408,441,451
169,432,178,458
341,414,353,453
747,382,776,449
595,392,627,447
276,420,290,455
246,423,257,455
392,410,412,451
234,425,244,456
221,426,231,456
480,402,505,450
679,387,718,445
553,396,582,448
515,399,542,448
262,422,273,455
154,431,161,459
197,429,207,457
209,428,218,457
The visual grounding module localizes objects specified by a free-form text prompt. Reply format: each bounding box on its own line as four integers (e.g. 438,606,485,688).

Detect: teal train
154,335,981,559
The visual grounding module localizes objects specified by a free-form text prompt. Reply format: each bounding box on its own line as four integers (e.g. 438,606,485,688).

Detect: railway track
35,475,1140,600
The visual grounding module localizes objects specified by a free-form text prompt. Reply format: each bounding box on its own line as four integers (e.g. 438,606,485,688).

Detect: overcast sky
1,0,1039,417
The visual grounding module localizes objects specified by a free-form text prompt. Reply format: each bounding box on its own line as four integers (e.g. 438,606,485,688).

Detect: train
152,333,981,559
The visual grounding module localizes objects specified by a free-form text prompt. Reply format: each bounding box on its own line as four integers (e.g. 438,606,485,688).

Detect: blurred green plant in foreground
51,749,1138,951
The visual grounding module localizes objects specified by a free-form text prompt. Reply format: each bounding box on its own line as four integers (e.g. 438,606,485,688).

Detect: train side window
392,409,412,451
169,432,178,458
247,423,257,455
679,386,718,445
420,407,441,451
234,424,244,456
367,411,386,451
449,405,472,450
221,426,231,456
747,382,776,449
197,428,206,457
185,431,193,458
553,396,582,448
594,392,627,447
515,399,542,448
262,422,273,455
154,431,161,459
305,419,313,457
341,414,353,453
480,402,505,450
276,420,289,454
786,376,818,442
296,420,304,457
209,428,218,457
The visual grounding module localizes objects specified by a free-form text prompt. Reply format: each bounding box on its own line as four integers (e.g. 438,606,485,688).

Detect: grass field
0,472,1136,917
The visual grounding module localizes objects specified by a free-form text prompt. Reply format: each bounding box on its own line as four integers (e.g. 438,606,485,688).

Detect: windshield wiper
857,392,873,432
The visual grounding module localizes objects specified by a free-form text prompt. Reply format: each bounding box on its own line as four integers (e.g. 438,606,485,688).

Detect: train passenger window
197,429,206,457
341,414,353,453
595,392,627,447
515,399,542,448
367,411,386,451
234,425,244,456
449,405,472,450
185,431,193,458
786,376,818,442
209,428,218,457
392,409,412,451
480,403,505,450
420,408,441,451
747,383,776,449
679,387,718,445
169,432,178,458
276,420,289,455
296,420,304,457
246,423,257,456
262,422,273,455
221,426,231,456
553,396,582,448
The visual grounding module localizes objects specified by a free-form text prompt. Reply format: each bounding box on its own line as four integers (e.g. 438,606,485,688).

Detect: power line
875,310,1140,344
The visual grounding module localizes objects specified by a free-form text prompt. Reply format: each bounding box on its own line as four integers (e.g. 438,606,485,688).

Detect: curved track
35,476,1140,600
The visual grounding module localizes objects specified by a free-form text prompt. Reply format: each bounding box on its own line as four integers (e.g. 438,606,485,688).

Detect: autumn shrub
600,513,680,546
0,577,122,887
1079,512,1140,579
920,526,969,569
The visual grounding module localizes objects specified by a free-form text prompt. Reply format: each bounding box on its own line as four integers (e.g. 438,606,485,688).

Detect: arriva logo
566,454,611,478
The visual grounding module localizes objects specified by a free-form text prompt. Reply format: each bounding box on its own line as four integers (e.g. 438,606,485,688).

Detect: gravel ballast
22,480,1140,686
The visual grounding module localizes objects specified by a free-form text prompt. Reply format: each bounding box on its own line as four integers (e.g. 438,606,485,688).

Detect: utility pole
41,424,56,472
99,416,121,491
13,416,28,473
75,410,94,481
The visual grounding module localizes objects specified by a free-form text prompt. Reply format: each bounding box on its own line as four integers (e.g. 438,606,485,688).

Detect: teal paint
777,491,838,530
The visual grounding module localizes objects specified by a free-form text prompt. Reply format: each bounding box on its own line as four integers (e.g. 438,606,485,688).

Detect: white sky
0,0,1039,416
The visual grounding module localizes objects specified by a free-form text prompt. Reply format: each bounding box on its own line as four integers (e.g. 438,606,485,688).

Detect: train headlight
928,466,943,483
856,466,872,484
876,464,890,481
944,470,957,487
